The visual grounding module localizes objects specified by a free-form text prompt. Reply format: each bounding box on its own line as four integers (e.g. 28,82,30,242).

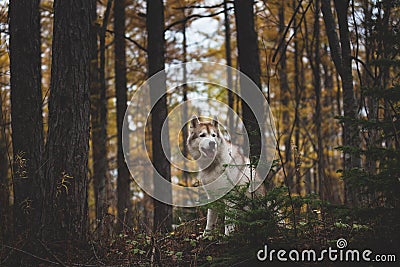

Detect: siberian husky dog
187,115,258,235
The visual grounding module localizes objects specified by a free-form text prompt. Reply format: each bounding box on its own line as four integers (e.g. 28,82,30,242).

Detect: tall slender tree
146,0,172,232
115,0,133,230
292,0,302,195
321,0,359,205
233,0,263,164
224,0,235,139
9,0,43,236
0,93,10,242
313,0,324,200
41,0,91,241
90,0,111,233
277,3,291,155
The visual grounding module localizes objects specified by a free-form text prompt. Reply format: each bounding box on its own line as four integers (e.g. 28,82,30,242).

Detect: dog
187,115,260,235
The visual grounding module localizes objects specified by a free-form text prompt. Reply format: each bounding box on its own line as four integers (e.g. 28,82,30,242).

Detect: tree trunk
313,0,324,200
321,0,359,205
336,0,360,205
322,46,337,202
292,0,302,195
277,2,297,192
0,92,10,242
233,0,263,165
41,0,91,241
90,0,109,233
9,0,43,236
224,0,235,140
321,0,343,76
362,0,377,178
146,0,172,232
115,0,133,231
277,3,292,174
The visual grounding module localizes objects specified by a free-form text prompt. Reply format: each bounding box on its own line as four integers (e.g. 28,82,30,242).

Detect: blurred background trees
0,0,398,264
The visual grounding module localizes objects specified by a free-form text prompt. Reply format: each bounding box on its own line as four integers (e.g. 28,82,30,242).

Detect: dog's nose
209,141,216,149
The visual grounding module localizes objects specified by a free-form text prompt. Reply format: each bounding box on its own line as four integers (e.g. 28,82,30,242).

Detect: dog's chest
198,149,236,184
199,158,226,183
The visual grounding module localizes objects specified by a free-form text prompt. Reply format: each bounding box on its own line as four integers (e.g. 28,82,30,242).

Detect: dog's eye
199,133,206,137
211,133,216,137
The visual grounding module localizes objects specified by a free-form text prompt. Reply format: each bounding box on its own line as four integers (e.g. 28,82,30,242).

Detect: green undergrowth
1,186,398,266
94,186,399,266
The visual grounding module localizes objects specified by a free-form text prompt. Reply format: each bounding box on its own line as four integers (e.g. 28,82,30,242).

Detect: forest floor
1,202,399,266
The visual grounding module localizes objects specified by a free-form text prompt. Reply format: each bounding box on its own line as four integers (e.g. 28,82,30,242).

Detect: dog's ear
190,115,200,128
212,116,219,129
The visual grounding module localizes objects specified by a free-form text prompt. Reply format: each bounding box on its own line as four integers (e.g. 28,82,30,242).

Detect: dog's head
187,115,223,161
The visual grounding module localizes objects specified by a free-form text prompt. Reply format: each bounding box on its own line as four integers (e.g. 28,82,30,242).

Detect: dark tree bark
322,46,338,203
233,0,263,165
292,0,302,195
146,0,172,232
277,4,290,145
224,0,235,139
90,0,109,231
277,2,294,189
321,0,343,74
300,57,309,195
362,0,377,177
321,0,359,205
41,0,91,241
115,0,133,231
9,0,44,236
0,94,10,242
313,0,324,200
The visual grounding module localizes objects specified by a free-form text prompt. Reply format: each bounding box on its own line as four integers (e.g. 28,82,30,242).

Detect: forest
0,0,399,266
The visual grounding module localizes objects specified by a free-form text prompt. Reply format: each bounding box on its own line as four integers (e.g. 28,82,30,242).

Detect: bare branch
351,56,374,79
106,29,147,52
1,244,61,266
165,8,233,31
272,0,306,63
274,1,313,67
172,1,233,10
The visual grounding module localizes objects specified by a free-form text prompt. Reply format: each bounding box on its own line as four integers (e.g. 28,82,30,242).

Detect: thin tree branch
37,239,68,267
272,0,305,63
351,56,374,79
1,244,61,266
106,29,147,52
165,8,233,31
173,1,233,10
272,1,312,75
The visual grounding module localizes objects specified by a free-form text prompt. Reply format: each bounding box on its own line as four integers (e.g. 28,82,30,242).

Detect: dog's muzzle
200,140,217,158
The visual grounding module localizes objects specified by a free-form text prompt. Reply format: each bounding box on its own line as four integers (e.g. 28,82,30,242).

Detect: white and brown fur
187,115,258,235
